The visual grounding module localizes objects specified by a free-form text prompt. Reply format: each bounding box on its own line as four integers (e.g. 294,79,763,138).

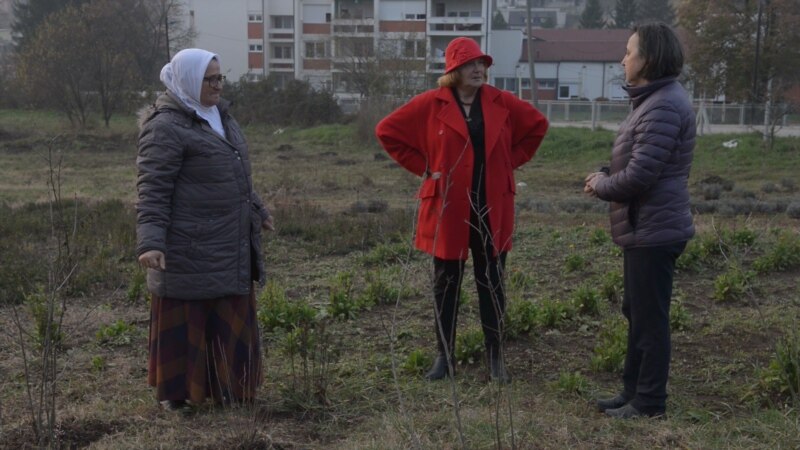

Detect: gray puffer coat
594,77,695,248
136,92,270,300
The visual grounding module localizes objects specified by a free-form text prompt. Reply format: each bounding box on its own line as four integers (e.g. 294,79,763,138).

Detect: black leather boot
487,344,511,384
425,353,454,381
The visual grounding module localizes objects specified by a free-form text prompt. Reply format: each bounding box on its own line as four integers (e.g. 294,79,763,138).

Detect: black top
452,87,487,216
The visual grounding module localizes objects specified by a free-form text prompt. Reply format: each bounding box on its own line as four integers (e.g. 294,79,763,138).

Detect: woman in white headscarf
136,49,273,412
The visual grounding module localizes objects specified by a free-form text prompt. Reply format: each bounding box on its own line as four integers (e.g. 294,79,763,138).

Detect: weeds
713,265,752,302
670,298,691,331
402,349,432,375
564,253,587,272
552,371,591,397
537,298,576,328
750,329,800,407
505,297,539,339
599,271,623,303
328,271,360,320
95,319,137,346
591,318,627,373
571,285,601,316
455,327,485,366
752,232,800,273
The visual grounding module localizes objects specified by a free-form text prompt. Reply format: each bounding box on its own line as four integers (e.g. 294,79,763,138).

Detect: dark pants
621,242,686,413
432,220,507,357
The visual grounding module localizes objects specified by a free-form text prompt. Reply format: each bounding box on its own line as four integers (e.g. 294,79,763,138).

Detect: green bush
552,371,590,396
227,76,342,127
599,271,623,303
361,240,414,266
506,268,537,293
96,320,137,346
126,270,148,303
257,281,318,333
752,232,800,273
455,327,485,365
751,330,800,407
328,272,359,320
402,349,432,375
505,297,540,339
564,253,587,272
25,285,63,347
571,285,601,316
360,270,410,307
713,266,752,302
670,299,691,331
537,298,575,328
591,318,627,373
589,228,610,246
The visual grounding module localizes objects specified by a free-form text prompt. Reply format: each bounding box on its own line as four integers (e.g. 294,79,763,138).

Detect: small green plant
599,271,623,303
257,281,318,333
750,330,800,407
328,271,359,320
571,285,601,316
25,285,63,347
589,228,610,246
537,298,575,328
552,371,590,396
91,355,106,372
564,253,587,272
96,320,137,346
591,318,627,373
360,270,407,307
361,240,413,266
670,298,691,331
505,297,540,339
752,232,800,273
455,327,485,365
507,268,536,293
713,266,752,302
126,270,148,303
402,349,432,375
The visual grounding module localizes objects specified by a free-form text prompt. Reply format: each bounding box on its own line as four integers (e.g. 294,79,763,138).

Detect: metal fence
538,100,798,129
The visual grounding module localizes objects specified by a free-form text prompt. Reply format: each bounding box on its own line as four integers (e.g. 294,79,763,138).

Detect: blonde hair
437,67,489,88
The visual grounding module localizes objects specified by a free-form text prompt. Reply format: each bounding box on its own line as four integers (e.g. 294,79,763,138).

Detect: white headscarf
160,48,226,138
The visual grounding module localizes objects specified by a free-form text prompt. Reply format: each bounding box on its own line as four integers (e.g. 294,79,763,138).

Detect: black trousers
621,242,686,413
432,218,507,356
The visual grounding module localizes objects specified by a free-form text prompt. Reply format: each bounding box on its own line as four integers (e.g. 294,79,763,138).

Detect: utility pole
750,0,764,125
526,0,538,107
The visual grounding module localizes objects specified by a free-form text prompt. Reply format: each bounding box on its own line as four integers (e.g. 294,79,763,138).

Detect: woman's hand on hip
138,250,165,270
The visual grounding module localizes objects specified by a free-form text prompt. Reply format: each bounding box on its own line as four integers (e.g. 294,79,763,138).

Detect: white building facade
179,1,627,103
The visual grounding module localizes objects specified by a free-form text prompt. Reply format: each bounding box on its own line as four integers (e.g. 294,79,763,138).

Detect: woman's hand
138,250,165,270
262,216,275,231
584,172,607,197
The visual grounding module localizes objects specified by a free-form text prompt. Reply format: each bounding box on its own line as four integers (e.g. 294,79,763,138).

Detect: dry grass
1,115,799,449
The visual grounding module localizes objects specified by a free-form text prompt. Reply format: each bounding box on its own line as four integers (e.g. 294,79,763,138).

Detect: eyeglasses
203,75,226,87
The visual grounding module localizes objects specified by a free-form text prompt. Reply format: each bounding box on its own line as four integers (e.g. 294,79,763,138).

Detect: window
537,80,556,89
249,44,263,52
404,13,426,20
271,15,293,29
248,13,263,22
272,44,293,59
494,78,518,92
305,41,329,58
403,40,426,58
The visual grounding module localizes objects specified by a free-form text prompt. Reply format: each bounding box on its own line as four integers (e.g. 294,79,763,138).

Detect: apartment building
181,0,624,104
183,1,493,99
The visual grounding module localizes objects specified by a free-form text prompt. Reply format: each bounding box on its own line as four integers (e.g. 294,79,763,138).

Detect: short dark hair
633,22,684,81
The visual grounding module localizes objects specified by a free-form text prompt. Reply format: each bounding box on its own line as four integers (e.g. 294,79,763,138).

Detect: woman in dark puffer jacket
584,22,695,419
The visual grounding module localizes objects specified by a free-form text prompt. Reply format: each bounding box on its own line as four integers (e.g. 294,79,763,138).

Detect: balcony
428,16,483,35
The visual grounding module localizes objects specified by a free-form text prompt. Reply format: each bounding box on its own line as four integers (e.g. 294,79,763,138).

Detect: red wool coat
376,85,548,260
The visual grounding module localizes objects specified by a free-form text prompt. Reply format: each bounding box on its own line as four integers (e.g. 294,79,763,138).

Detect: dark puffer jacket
594,77,695,248
136,92,270,300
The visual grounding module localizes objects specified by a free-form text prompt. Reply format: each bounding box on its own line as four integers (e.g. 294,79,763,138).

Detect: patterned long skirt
147,290,263,404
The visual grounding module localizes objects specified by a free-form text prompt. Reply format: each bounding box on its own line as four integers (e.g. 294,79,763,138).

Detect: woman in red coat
376,37,548,383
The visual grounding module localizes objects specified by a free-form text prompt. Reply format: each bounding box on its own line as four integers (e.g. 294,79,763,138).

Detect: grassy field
1,108,799,449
